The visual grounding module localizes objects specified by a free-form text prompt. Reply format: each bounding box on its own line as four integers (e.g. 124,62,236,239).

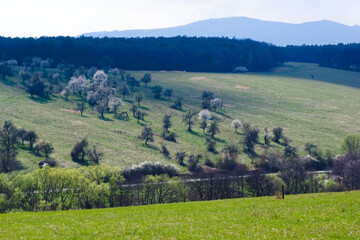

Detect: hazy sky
2,0,360,37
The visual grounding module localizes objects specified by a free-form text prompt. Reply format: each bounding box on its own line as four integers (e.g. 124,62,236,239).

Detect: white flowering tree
210,98,223,111
198,109,212,122
199,109,211,133
93,70,108,87
108,97,123,115
68,75,90,97
231,119,242,132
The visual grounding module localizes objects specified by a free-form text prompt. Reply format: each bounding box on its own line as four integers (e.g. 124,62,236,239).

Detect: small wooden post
282,185,285,199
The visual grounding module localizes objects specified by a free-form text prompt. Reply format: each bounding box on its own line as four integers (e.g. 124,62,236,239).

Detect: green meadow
1,62,360,171
0,191,359,239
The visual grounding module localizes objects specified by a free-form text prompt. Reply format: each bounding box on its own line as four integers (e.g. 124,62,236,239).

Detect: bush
171,97,183,110
0,194,8,213
205,157,215,168
122,161,178,180
206,138,216,153
272,127,283,143
325,179,345,192
216,155,238,171
162,132,177,142
342,134,360,153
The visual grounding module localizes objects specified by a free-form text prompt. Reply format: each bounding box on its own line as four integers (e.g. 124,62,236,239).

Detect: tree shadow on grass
142,144,159,151
217,111,232,119
0,78,17,86
213,137,226,143
98,116,113,122
188,130,201,137
124,99,134,104
28,96,53,104
139,105,150,111
15,160,25,171
137,121,146,126
73,159,89,166
115,115,130,121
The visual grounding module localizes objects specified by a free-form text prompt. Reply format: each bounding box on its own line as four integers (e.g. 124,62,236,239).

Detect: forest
1,36,360,73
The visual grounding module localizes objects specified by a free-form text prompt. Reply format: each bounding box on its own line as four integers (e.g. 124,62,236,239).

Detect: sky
1,0,360,37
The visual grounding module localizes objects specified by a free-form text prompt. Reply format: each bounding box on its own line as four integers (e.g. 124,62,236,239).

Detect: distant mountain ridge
80,17,360,46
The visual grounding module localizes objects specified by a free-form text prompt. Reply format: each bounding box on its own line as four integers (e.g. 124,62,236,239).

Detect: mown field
1,62,360,171
0,191,359,239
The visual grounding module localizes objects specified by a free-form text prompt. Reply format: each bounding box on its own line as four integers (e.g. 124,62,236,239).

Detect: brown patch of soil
190,77,210,81
235,85,250,90
61,108,80,114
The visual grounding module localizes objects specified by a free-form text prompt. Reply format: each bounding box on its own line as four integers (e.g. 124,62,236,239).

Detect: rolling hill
1,62,360,172
81,17,360,46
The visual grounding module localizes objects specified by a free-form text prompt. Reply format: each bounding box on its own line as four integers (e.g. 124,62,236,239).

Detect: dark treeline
1,36,360,73
283,44,360,71
0,36,282,72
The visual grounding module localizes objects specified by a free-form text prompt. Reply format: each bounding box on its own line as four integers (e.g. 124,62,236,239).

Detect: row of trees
1,153,354,213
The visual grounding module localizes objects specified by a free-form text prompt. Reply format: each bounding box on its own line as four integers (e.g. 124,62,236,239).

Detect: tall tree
24,130,38,150
108,97,123,115
207,121,220,138
182,111,197,132
134,91,145,107
164,88,173,101
71,138,89,162
141,73,152,87
152,86,162,99
162,114,172,132
76,102,86,116
120,84,131,100
138,126,154,145
0,121,18,172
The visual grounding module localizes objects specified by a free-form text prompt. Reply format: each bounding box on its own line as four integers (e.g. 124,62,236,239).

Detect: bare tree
86,146,104,165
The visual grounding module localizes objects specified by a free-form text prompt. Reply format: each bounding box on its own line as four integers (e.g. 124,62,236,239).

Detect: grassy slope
1,62,360,171
0,191,359,239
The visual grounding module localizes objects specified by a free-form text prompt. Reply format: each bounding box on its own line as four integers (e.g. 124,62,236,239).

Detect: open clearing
0,191,358,239
1,62,360,171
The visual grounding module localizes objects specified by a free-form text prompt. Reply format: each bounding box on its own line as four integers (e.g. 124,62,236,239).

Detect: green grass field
0,191,359,239
1,62,360,171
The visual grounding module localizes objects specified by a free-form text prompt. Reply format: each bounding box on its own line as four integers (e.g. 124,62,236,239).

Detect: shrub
122,161,178,180
205,158,215,168
342,134,360,153
272,127,283,143
206,138,216,153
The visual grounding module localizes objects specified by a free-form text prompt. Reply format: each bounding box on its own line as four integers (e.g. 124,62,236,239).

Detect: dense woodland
284,44,360,71
0,36,281,72
1,36,360,73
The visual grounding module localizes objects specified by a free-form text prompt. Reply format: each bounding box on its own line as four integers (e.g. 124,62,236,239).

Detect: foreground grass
1,62,360,170
0,191,359,239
